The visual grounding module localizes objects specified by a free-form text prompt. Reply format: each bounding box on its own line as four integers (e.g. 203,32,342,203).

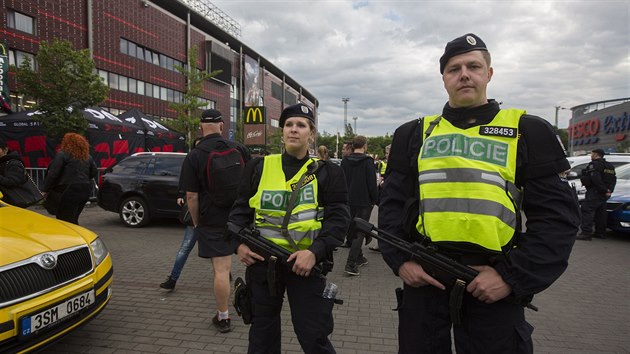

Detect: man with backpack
577,148,616,240
180,109,251,333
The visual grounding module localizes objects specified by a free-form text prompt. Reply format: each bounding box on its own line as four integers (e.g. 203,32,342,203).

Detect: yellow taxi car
0,194,113,353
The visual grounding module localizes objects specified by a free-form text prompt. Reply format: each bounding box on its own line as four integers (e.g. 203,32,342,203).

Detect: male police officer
577,148,616,240
378,33,580,353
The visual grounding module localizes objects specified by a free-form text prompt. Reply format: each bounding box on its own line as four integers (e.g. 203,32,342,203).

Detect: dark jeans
56,183,91,225
346,205,373,266
398,284,533,354
580,193,608,235
246,263,335,354
169,226,196,280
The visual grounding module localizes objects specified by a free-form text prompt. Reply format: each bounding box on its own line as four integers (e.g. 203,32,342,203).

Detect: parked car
607,183,630,234
0,194,113,352
567,154,630,201
98,152,186,227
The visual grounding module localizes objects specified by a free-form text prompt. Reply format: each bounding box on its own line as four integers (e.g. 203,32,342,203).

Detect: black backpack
197,140,245,208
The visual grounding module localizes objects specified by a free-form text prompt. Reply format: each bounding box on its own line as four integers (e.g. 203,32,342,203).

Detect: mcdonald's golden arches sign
244,106,265,124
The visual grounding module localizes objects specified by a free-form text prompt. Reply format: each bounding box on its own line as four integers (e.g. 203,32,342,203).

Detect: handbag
0,171,44,208
43,185,65,215
178,202,193,226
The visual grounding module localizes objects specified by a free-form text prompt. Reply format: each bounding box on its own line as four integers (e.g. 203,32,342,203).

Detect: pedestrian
42,133,98,225
317,145,329,160
378,33,580,353
577,148,616,240
179,109,251,333
160,137,203,291
342,135,378,276
228,103,350,354
370,143,391,252
0,138,27,204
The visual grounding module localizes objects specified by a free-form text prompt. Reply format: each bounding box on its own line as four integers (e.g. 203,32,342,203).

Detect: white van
567,154,630,201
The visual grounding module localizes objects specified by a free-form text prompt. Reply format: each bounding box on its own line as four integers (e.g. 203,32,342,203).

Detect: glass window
120,38,128,55
109,73,119,90
160,54,168,69
98,70,108,84
8,10,35,34
167,89,174,102
118,76,128,92
153,85,160,99
113,156,151,175
145,83,153,97
144,49,152,63
166,57,174,71
160,87,167,100
12,50,35,70
128,42,137,58
128,78,137,93
137,80,145,95
153,52,160,66
154,157,182,176
136,46,144,60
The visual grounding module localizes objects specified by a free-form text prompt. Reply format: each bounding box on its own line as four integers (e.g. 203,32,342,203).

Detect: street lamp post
342,97,350,133
555,105,567,128
353,116,358,134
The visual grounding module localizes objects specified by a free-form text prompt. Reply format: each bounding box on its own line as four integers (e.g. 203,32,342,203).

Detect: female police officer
228,103,350,354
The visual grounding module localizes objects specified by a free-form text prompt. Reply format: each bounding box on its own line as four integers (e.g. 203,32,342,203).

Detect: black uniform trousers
580,191,608,236
246,262,335,354
398,283,533,354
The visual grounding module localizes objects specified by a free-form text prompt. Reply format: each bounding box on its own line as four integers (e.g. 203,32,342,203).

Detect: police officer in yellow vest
228,103,350,354
378,33,580,354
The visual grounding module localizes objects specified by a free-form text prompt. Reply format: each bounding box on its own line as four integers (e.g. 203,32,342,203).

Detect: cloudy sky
213,0,629,137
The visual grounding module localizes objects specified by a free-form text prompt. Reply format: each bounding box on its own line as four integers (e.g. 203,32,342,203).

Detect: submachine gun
227,222,326,277
351,217,537,324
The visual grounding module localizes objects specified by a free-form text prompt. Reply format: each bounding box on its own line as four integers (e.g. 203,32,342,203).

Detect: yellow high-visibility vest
249,154,322,252
416,109,524,253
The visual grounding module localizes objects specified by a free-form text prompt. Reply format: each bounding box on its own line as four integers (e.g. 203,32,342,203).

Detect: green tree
267,128,283,154
166,46,221,149
12,39,109,140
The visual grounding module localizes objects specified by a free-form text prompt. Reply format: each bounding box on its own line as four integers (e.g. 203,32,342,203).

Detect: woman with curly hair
43,133,98,224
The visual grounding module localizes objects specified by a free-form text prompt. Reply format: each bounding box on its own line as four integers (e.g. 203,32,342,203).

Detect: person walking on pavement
0,138,28,204
577,148,616,240
378,33,580,353
228,103,350,354
180,109,250,333
370,143,391,253
42,133,98,225
342,135,378,276
160,138,203,291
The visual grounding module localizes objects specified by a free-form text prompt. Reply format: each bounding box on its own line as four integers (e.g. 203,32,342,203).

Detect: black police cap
200,109,223,123
279,103,315,128
439,33,488,74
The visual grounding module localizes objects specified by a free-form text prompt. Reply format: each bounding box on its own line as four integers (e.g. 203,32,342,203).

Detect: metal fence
26,168,104,201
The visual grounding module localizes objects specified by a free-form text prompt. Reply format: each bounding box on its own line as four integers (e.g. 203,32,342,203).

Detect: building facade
0,0,317,146
568,98,630,156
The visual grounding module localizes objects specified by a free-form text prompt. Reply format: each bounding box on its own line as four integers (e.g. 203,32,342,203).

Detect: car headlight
90,237,109,266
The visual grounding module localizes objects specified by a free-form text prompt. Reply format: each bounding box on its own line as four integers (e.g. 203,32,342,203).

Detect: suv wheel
120,196,150,227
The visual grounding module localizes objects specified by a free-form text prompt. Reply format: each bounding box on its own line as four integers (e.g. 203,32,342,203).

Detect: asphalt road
34,205,630,354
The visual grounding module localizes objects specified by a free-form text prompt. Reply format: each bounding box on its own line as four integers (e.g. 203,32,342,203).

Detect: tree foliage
165,46,221,149
12,39,109,140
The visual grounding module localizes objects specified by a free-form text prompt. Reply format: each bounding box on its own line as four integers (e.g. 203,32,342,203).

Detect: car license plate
20,289,95,337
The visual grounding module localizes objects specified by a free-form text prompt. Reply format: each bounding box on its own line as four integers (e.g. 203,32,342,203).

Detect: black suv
98,152,186,227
